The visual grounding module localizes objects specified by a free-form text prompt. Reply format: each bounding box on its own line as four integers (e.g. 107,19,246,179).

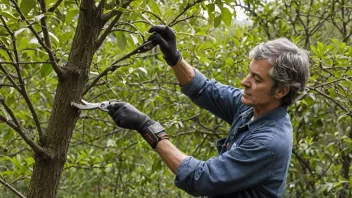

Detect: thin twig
169,15,206,27
48,0,64,12
0,61,53,64
142,10,166,25
0,103,46,156
96,0,133,49
0,178,26,198
83,62,131,95
310,76,352,88
101,10,121,21
2,9,45,140
306,86,351,115
0,63,21,92
97,0,106,10
292,149,314,175
10,0,62,77
110,28,137,34
116,21,145,40
96,16,120,50
168,0,205,26
38,0,54,52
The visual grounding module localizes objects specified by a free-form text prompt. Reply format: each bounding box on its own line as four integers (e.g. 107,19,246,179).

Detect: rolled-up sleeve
174,137,274,196
180,69,245,124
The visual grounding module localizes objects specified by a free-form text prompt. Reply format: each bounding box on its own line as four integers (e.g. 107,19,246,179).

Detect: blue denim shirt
174,69,293,198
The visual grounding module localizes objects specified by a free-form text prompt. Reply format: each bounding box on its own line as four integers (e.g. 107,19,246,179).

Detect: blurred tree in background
0,0,351,197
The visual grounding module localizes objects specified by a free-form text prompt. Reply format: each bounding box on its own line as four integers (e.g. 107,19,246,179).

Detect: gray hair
249,38,310,105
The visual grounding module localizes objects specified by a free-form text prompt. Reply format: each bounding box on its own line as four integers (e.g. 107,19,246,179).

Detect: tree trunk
27,3,104,197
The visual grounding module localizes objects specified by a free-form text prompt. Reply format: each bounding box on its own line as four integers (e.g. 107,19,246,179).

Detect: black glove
107,102,169,149
148,25,182,66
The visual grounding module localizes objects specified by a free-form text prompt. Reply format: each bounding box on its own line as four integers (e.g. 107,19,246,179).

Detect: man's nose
241,75,250,87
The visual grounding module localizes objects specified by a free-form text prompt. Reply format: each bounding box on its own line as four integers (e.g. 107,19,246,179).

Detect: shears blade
71,100,110,112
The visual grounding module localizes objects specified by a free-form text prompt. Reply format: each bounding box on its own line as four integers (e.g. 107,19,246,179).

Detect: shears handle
131,41,157,54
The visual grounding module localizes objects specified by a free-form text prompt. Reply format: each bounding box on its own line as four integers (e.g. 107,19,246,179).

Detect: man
107,26,309,197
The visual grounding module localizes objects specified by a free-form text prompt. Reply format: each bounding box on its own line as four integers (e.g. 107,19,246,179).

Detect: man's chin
241,96,250,105
241,97,254,107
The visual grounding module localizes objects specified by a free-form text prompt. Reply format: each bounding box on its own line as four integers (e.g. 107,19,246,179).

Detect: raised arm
148,25,247,123
148,25,194,86
171,58,195,86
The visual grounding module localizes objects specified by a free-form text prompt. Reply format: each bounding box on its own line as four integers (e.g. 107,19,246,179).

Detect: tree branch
97,0,106,10
142,10,166,25
310,76,352,89
0,63,21,92
0,62,44,141
234,3,271,39
0,178,26,198
96,16,120,50
0,99,46,156
101,10,121,21
168,0,205,26
38,0,54,50
116,21,148,40
195,117,222,139
110,28,137,34
83,62,131,96
96,0,133,49
10,0,62,77
306,86,351,115
48,0,63,12
0,61,54,64
169,14,206,27
292,149,314,175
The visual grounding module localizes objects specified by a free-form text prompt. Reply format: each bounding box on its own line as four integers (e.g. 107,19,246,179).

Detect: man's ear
275,86,290,99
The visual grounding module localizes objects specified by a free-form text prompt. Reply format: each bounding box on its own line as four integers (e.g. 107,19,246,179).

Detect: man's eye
254,78,260,82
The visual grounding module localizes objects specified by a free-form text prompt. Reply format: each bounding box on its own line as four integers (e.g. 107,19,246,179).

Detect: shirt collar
240,105,288,132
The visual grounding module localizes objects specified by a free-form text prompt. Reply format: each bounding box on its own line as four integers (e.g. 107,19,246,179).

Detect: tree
0,0,210,197
0,0,351,197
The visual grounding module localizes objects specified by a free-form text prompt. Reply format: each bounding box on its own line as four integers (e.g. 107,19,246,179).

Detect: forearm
171,58,195,86
155,139,188,174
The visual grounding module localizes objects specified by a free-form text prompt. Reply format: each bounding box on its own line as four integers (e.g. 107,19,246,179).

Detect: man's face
241,59,279,111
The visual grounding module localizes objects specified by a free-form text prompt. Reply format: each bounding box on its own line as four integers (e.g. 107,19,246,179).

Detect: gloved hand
107,101,169,148
148,25,182,66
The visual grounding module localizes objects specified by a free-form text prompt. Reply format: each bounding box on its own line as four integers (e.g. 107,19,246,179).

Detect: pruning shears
126,40,157,57
71,41,156,111
109,40,157,65
71,100,115,112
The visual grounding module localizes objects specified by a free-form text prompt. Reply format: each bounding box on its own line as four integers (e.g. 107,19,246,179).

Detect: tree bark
27,3,104,197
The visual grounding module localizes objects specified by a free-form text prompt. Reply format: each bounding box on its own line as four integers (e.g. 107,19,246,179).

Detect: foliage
0,0,351,197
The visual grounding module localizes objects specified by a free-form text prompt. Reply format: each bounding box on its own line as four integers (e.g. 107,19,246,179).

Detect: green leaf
25,157,35,166
148,0,161,15
328,88,336,98
0,11,17,20
18,37,29,51
106,139,116,147
207,4,215,24
221,7,232,26
34,14,45,22
207,3,215,13
49,32,59,43
310,45,318,55
138,67,148,74
0,50,10,61
20,0,36,16
116,32,127,51
9,156,21,168
65,10,79,24
40,63,53,77
214,15,222,28
151,158,162,173
14,28,28,37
